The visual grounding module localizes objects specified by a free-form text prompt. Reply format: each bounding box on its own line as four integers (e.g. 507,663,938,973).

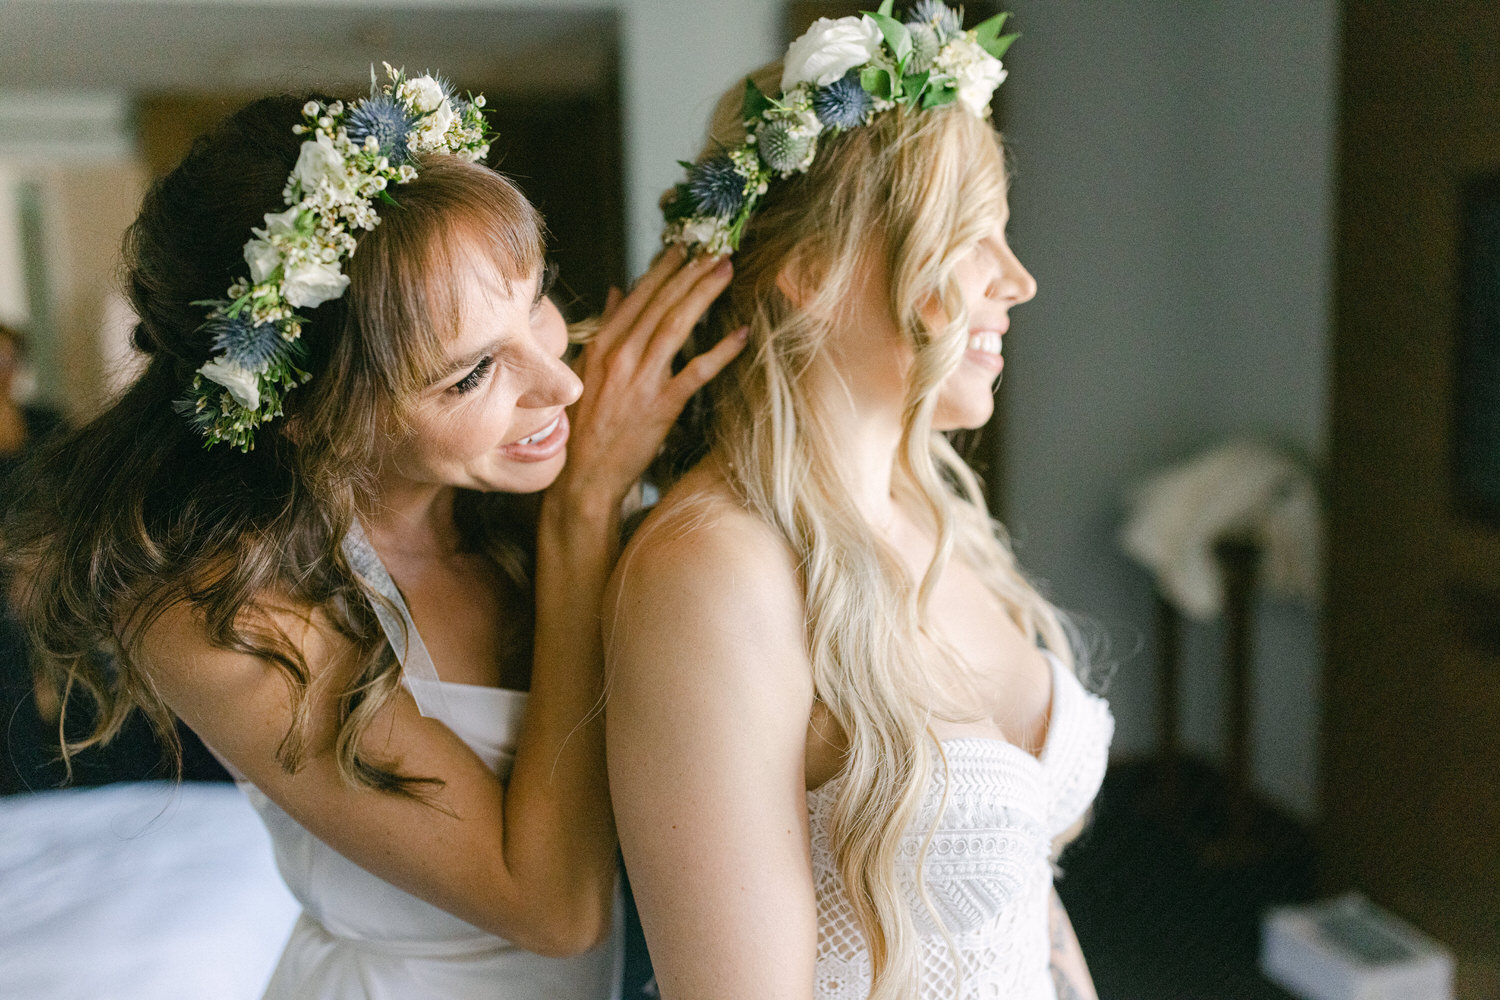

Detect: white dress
241,525,623,999
808,652,1113,999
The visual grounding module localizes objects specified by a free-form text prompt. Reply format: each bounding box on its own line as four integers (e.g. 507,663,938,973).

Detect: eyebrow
433,338,505,384
427,265,547,386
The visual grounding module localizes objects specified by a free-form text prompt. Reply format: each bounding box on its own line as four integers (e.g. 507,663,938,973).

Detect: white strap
341,519,453,722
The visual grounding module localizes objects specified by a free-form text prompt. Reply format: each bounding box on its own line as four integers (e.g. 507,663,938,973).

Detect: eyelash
450,263,555,396
452,355,493,395
533,260,559,312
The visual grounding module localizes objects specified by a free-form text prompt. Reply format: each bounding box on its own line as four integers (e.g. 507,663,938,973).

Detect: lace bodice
808,652,1113,999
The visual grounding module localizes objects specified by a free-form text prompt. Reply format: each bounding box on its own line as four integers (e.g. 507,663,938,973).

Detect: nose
516,351,582,410
991,242,1037,306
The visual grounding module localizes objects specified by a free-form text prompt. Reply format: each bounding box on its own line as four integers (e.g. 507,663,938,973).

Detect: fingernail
733,325,750,341
715,257,733,275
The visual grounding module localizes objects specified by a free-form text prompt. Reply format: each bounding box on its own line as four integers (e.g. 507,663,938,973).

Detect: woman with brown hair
4,70,742,999
606,6,1112,999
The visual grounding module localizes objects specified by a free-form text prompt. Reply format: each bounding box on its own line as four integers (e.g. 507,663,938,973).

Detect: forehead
443,255,540,349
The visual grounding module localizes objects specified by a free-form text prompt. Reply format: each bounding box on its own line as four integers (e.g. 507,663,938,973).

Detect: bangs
341,156,544,421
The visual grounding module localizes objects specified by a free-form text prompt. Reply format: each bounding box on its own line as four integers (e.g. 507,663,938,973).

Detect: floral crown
184,64,491,451
661,1,1015,255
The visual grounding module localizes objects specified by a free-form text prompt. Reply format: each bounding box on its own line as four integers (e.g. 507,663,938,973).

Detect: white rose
243,238,281,284
282,259,349,309
937,37,1008,117
199,358,262,411
291,132,353,201
410,100,456,153
781,15,884,91
243,207,302,282
400,75,446,113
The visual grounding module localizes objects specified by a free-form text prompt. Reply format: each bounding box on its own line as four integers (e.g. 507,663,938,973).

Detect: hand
551,248,747,520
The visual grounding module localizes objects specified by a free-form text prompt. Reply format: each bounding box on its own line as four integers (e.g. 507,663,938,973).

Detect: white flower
199,358,262,411
243,207,303,281
679,217,726,246
302,101,319,118
243,238,281,284
936,36,1007,117
410,100,456,153
282,259,349,309
291,132,353,200
400,75,447,113
781,15,884,91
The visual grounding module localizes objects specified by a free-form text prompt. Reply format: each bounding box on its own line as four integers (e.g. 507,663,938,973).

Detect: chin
934,396,996,432
473,454,567,494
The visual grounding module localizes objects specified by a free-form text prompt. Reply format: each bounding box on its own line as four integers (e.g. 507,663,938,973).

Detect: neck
806,360,906,532
362,479,462,559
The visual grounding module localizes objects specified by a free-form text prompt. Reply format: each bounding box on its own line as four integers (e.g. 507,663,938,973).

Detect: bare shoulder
605,463,811,700
136,586,347,688
608,464,803,641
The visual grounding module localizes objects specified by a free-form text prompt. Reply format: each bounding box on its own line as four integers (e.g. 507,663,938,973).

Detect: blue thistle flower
907,0,963,42
344,93,418,164
813,71,873,130
906,22,941,73
687,154,747,218
757,119,813,174
205,313,288,370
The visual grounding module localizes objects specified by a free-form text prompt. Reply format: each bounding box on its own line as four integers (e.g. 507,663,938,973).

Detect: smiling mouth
512,415,561,446
967,331,1003,355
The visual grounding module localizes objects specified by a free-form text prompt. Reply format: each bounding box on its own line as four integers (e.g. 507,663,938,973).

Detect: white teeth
967,331,1003,355
516,416,560,446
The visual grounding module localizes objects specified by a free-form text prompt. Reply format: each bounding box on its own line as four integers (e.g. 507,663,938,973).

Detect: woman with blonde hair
605,6,1112,999
5,69,743,999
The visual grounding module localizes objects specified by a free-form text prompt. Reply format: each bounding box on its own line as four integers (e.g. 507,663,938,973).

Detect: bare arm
138,250,743,957
605,507,820,1000
496,247,745,950
1049,889,1099,1000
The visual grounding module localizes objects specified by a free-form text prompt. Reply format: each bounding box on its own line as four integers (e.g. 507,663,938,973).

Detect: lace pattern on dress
806,656,1113,999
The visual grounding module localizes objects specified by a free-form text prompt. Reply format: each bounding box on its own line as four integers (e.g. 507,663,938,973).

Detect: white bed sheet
0,781,299,1000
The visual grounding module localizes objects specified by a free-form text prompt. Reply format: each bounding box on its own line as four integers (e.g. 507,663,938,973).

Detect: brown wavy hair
3,94,544,793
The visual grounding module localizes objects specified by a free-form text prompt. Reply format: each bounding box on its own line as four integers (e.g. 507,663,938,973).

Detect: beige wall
0,160,146,421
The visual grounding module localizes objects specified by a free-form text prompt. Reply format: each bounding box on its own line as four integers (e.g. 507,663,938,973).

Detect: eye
532,260,559,315
450,355,493,395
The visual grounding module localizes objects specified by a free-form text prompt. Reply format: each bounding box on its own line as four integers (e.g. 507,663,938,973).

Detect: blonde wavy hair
666,66,1079,998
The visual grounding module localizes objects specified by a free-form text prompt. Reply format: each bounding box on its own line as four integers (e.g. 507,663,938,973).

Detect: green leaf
864,11,912,64
742,77,774,123
860,66,894,101
224,289,258,319
921,84,958,109
377,189,400,208
974,13,1019,60
902,71,931,105
876,0,895,16
983,31,1019,61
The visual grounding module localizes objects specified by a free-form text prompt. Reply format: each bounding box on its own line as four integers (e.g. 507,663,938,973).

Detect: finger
614,252,726,359
601,286,624,322
642,256,735,369
593,246,690,353
662,325,749,412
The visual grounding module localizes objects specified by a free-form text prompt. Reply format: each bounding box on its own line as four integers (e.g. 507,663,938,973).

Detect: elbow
506,890,615,959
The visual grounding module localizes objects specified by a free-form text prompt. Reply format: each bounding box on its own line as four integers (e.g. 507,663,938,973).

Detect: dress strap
341,519,453,722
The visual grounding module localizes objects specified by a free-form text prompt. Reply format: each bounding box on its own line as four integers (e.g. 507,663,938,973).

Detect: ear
775,252,817,310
